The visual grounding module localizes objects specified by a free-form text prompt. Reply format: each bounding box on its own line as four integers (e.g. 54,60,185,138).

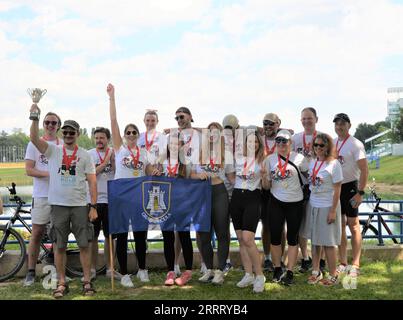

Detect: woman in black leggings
263,130,309,286
148,133,194,286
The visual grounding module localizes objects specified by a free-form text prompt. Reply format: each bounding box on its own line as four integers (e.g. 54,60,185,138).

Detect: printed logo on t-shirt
296,147,313,158
96,162,113,174
122,156,144,170
200,163,220,174
309,173,323,192
270,168,292,182
39,154,48,165
337,155,345,165
58,157,79,186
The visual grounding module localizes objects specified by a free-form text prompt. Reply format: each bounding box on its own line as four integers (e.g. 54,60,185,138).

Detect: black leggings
198,183,230,271
116,231,148,273
269,196,304,246
162,231,193,271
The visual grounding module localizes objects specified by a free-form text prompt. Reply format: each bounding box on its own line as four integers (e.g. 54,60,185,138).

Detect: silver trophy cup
27,88,47,120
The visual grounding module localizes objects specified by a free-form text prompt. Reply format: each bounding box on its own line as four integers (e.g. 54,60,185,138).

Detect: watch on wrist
357,190,365,196
88,203,97,210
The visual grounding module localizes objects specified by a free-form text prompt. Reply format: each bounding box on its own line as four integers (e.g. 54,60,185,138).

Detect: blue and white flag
108,176,212,233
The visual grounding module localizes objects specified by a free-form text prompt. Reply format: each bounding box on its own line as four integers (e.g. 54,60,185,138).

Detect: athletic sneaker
319,275,339,287
320,259,327,273
211,270,225,285
199,269,214,282
307,270,323,285
174,264,181,277
298,257,312,273
106,269,123,280
23,271,36,287
121,274,134,288
236,273,255,288
280,270,294,286
253,275,266,293
164,271,176,286
336,264,348,276
348,265,360,278
175,270,192,286
200,262,207,275
223,262,233,275
80,268,96,282
272,267,283,283
263,258,274,272
136,269,150,282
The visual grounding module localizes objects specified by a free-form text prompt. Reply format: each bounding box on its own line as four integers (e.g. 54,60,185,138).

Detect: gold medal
282,180,288,189
64,171,70,177
133,170,139,177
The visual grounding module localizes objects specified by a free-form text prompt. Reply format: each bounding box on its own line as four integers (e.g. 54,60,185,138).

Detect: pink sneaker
175,270,192,286
165,271,176,286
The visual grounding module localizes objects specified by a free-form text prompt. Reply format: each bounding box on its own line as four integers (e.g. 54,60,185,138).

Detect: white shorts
31,197,51,225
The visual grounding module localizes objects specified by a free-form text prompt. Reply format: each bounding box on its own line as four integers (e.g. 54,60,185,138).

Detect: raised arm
107,84,123,151
29,104,48,154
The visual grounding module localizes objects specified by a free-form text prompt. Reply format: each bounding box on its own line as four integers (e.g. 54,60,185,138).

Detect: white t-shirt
308,159,343,207
25,138,62,198
261,135,276,157
265,152,309,202
333,136,366,184
138,131,166,165
234,156,263,191
292,131,316,159
44,144,95,206
114,145,149,179
194,162,235,183
86,148,114,204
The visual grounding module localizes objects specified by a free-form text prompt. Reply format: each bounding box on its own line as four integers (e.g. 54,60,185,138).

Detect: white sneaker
136,269,150,282
198,269,214,282
253,275,266,293
121,274,134,288
174,264,181,277
211,269,225,285
106,269,123,280
80,268,96,282
200,263,207,275
236,273,255,288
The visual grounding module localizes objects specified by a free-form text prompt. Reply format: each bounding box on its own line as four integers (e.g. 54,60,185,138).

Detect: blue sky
1,0,403,136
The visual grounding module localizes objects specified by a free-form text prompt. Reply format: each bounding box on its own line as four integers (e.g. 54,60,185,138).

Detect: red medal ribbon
167,159,179,177
265,137,276,155
277,153,290,178
96,148,110,165
145,131,157,151
128,146,140,167
312,159,325,185
210,157,216,170
303,131,317,154
336,134,350,157
62,145,78,170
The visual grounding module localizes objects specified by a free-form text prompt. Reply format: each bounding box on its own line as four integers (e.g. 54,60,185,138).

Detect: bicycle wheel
65,248,107,278
0,226,27,282
360,220,378,238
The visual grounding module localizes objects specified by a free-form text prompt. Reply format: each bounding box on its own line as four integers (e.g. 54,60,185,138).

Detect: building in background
387,87,403,127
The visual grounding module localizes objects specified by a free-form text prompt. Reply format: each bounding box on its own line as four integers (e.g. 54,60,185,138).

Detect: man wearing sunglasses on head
24,112,63,287
29,105,97,298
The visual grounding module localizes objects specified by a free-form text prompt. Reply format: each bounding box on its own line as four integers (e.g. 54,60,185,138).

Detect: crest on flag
142,181,172,223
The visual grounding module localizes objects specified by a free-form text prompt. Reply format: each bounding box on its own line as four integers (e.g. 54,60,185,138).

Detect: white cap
276,129,292,140
222,114,239,129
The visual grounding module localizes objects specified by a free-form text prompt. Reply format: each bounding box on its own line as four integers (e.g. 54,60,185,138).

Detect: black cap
333,113,350,123
175,106,194,122
61,120,80,131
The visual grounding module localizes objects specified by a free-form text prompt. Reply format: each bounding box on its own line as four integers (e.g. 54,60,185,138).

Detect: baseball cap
275,129,292,140
175,106,194,122
333,113,351,123
263,113,281,124
61,120,80,131
222,114,239,130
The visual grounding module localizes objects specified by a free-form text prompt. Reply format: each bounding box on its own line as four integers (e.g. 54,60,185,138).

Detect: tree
354,123,377,145
391,108,403,143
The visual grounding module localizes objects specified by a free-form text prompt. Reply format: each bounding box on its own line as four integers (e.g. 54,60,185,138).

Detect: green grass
368,156,403,185
0,168,32,187
0,257,401,300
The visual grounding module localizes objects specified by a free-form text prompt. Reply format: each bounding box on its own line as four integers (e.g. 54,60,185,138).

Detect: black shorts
90,203,116,238
230,189,261,233
340,181,359,218
260,189,271,225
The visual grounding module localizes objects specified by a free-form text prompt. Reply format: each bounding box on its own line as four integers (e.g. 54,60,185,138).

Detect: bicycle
0,183,106,282
360,184,403,245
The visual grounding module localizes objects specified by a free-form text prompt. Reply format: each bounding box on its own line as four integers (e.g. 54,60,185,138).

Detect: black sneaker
263,259,274,272
280,261,286,272
272,267,283,283
280,270,294,286
320,259,326,273
298,257,312,273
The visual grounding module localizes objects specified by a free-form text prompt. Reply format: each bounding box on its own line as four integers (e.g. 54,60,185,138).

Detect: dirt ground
374,182,403,197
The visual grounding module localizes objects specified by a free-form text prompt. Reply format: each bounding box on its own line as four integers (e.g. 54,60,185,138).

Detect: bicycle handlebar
6,182,25,205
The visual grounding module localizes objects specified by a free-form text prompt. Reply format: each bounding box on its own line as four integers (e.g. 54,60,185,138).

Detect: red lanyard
42,136,59,145
336,135,350,157
265,137,276,155
167,159,179,177
277,153,290,178
312,159,325,185
96,148,110,165
210,157,216,170
145,131,157,151
128,146,140,167
62,145,78,170
303,131,317,153
243,158,255,175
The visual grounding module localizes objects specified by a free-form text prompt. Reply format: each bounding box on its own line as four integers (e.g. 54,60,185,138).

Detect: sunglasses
275,137,289,144
263,120,276,126
44,120,58,126
175,115,185,121
314,143,326,148
62,130,76,136
126,130,138,136
224,125,233,130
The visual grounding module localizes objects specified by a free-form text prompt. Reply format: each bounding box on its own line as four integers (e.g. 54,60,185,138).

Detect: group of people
23,83,368,298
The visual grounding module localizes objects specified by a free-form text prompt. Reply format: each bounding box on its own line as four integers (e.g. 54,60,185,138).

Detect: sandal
53,282,69,299
82,281,96,296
